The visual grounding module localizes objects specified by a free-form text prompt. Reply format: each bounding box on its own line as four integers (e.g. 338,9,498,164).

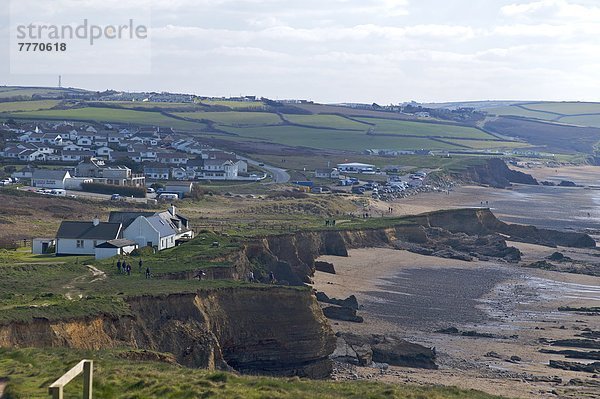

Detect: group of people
325,219,336,226
116,258,151,279
246,271,276,284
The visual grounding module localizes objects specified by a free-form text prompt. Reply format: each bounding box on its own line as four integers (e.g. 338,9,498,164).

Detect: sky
1,0,600,104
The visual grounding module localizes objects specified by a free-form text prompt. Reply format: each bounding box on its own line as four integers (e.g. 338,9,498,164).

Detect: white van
158,193,179,201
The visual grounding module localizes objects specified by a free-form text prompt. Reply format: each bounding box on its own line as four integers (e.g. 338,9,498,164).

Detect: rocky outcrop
549,360,600,373
238,209,595,285
0,287,336,378
462,158,538,188
333,333,437,370
322,306,363,323
315,292,359,310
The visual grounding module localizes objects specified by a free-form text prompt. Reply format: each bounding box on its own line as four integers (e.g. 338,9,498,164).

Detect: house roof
109,211,156,229
95,239,138,249
56,221,122,240
146,215,177,237
32,169,70,180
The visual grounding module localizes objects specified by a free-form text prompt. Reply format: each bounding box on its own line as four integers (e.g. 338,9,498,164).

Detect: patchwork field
486,102,600,128
7,107,208,130
200,99,266,109
175,111,283,126
0,100,61,112
354,118,494,139
217,125,464,151
283,114,370,130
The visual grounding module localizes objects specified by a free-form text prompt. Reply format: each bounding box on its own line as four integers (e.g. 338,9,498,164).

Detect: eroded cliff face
238,209,595,285
0,287,336,378
461,158,539,188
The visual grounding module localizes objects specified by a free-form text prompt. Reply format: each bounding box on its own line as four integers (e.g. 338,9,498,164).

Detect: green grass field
0,100,61,112
443,139,530,150
523,101,600,115
175,111,283,126
284,114,370,130
200,100,266,109
218,125,464,151
0,87,77,99
485,105,560,121
0,348,507,399
354,118,494,139
100,101,203,110
8,108,208,130
558,114,600,128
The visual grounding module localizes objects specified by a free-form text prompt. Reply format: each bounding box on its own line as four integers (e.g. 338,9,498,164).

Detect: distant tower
58,75,62,88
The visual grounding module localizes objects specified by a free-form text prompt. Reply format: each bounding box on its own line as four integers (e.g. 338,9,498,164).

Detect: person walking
145,267,151,279
126,263,131,276
247,271,255,282
138,258,143,274
269,271,276,284
117,259,122,274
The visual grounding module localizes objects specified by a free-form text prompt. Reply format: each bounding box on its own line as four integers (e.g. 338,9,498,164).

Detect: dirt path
63,265,107,300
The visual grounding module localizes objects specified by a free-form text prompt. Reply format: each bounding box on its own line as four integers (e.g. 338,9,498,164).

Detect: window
76,240,84,248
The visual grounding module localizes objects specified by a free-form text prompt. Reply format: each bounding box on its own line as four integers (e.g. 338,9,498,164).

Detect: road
240,157,291,184
17,186,152,203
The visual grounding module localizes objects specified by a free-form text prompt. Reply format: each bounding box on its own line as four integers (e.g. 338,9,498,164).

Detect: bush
81,182,146,198
0,238,18,250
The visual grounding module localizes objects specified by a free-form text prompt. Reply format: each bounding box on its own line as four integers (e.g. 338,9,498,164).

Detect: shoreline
312,248,600,399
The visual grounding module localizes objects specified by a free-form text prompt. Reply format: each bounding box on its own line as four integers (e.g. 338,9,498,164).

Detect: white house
110,206,193,251
315,168,340,179
122,215,177,251
94,239,138,260
55,218,122,256
31,170,72,189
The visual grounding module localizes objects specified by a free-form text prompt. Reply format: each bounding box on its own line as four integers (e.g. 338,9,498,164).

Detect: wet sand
313,248,600,399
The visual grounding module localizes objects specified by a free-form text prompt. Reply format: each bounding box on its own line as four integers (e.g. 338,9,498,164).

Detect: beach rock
330,337,358,363
315,292,359,310
315,261,336,274
322,306,363,323
541,181,556,186
549,360,600,373
485,351,502,359
558,180,577,187
510,355,522,362
354,344,373,366
549,339,600,349
547,252,569,261
338,333,437,370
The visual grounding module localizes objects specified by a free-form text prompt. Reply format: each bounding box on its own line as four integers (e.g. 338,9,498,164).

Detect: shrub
81,183,146,198
130,246,155,257
0,238,18,250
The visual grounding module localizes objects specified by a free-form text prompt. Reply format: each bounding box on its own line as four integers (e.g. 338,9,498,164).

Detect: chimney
169,204,176,216
93,216,100,226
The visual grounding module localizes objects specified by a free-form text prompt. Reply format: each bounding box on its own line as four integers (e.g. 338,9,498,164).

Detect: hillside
0,86,528,154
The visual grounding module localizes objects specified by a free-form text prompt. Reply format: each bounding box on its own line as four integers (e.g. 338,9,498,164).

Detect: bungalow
144,163,170,180
18,149,46,162
62,149,94,162
55,218,122,256
315,168,340,179
32,169,71,189
157,152,189,165
95,146,114,159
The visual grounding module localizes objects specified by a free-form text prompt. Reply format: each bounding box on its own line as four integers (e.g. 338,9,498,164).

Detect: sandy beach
311,166,600,399
312,248,600,399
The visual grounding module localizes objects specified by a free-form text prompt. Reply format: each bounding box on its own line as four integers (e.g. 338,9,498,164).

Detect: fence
48,359,93,399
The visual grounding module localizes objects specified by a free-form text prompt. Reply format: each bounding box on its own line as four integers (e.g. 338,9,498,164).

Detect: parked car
111,194,121,201
146,187,155,193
